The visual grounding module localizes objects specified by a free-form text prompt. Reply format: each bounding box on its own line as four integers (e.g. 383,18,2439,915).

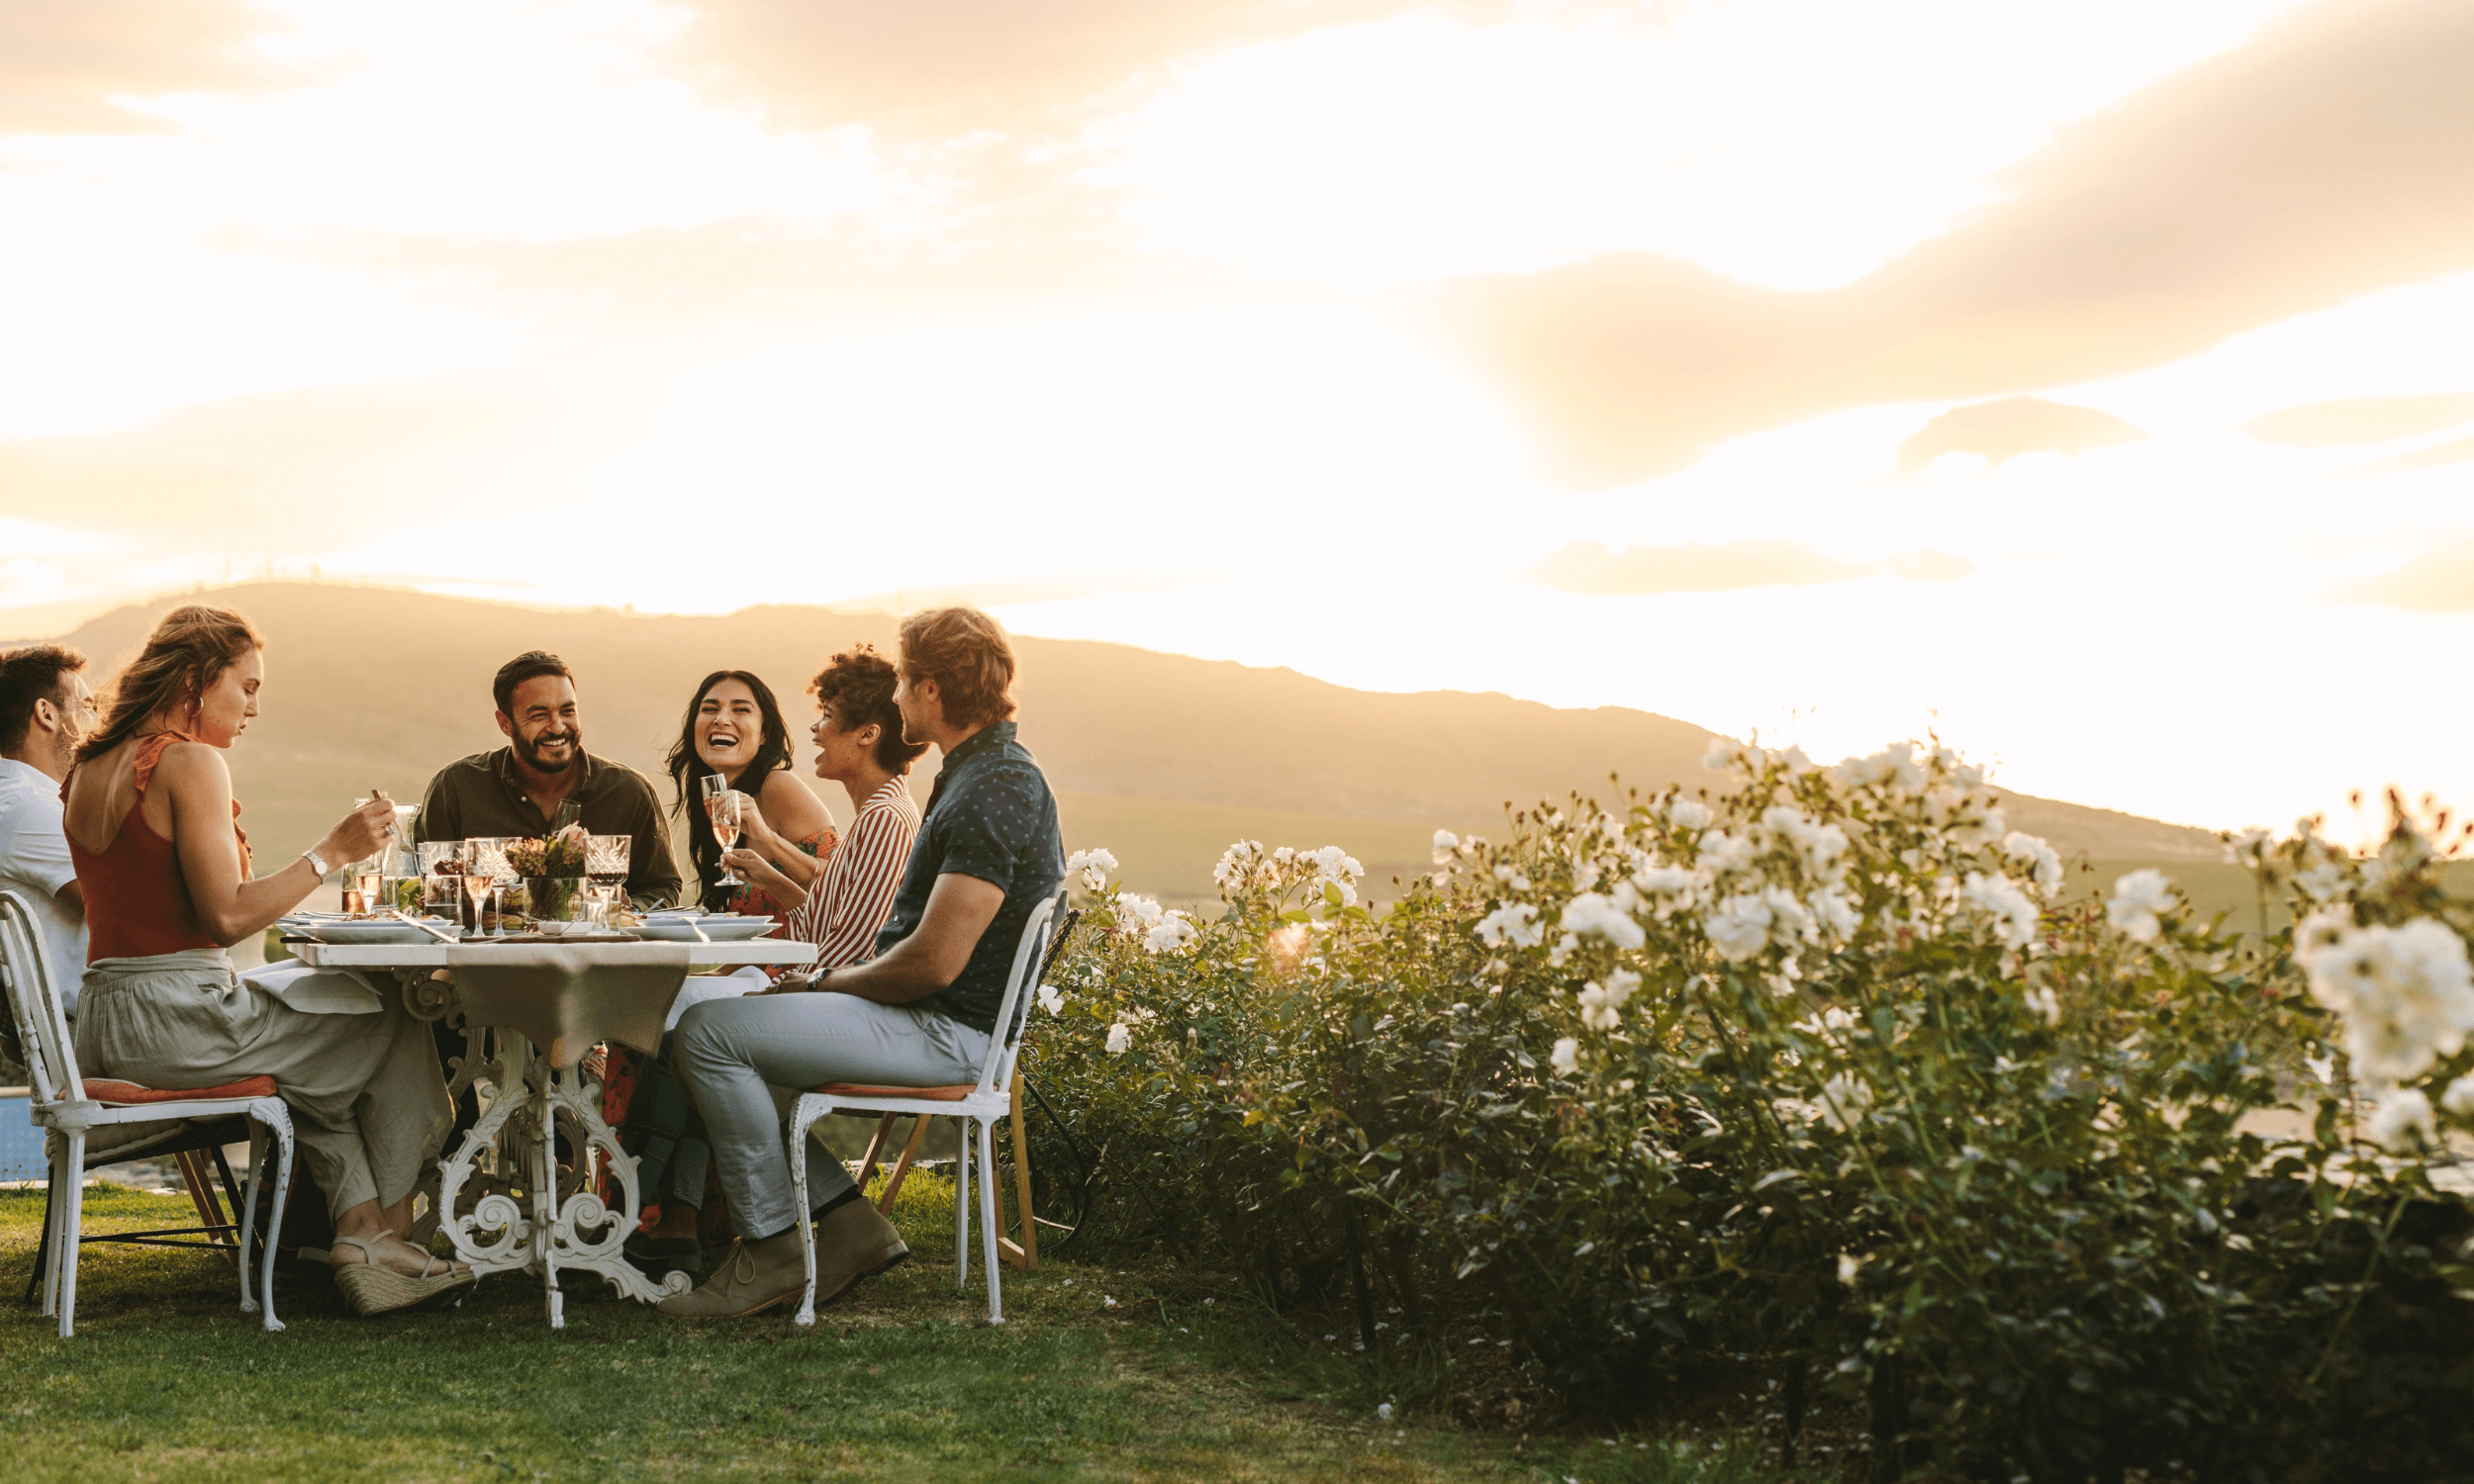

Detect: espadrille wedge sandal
331,1235,477,1317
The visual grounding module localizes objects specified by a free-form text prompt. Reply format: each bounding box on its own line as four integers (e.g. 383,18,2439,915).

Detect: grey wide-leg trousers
671,992,987,1239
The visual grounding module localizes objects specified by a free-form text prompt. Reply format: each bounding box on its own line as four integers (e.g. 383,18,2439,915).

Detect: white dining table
291,936,817,1327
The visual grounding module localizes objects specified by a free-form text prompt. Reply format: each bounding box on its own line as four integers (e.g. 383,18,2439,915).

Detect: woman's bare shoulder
760,768,832,823
149,740,233,789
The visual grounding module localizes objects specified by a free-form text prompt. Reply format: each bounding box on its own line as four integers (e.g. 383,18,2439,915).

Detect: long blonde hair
75,605,264,764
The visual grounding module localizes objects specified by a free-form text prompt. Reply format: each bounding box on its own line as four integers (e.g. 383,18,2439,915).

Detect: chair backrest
974,890,1063,1096
0,888,81,1109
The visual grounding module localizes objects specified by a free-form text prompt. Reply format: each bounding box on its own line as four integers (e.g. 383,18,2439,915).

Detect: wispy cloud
1459,0,2474,486
2244,392,2474,446
0,0,316,136
2331,536,2474,611
1895,397,2144,474
1528,540,1972,596
657,0,1543,139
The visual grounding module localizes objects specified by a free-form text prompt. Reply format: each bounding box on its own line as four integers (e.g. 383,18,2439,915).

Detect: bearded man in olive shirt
413,651,682,908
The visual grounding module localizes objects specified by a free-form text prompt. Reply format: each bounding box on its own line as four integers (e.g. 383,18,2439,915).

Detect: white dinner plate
303,920,456,945
633,918,779,942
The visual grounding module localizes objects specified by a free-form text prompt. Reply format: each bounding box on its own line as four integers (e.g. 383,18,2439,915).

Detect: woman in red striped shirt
725,647,926,960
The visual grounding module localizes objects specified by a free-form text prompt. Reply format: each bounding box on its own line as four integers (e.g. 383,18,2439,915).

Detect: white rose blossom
1549,1037,1580,1074
1577,969,1640,1032
1962,871,2040,951
1431,829,1460,865
2443,1074,2474,1118
1475,901,1544,949
1561,891,1647,950
1212,840,1263,887
2002,831,2065,896
2298,917,2474,1081
2107,870,2179,943
1064,847,1119,891
1035,982,1066,1015
1703,892,1775,962
1665,797,1713,831
1104,1021,1134,1056
1697,830,1759,877
2368,1086,2436,1152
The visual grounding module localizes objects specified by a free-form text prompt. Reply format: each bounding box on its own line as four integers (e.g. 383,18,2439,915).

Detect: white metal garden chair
0,888,297,1336
787,892,1062,1327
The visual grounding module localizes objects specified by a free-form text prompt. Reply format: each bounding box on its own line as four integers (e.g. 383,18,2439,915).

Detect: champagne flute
701,776,745,887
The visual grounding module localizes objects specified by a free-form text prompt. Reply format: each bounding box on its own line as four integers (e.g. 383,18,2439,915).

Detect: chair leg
790,1101,819,1328
874,1116,932,1217
57,1134,85,1338
258,1120,293,1333
952,1117,970,1293
1001,1069,1037,1271
36,1142,61,1317
854,1113,897,1200
978,1117,1003,1325
174,1150,237,1269
238,1124,269,1318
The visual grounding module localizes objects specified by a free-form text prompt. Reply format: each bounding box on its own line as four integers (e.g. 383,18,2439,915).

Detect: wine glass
701,777,745,887
585,833,630,888
465,837,517,935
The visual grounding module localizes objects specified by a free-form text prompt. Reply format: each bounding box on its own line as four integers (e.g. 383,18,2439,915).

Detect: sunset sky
4,0,2471,841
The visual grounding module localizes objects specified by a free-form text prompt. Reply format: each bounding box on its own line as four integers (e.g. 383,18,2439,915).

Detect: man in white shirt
0,645,93,1014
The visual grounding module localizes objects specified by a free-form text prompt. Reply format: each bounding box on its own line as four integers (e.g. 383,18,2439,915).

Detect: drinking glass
585,833,630,888
701,778,745,886
345,861,382,915
465,837,517,935
460,871,496,934
418,840,467,924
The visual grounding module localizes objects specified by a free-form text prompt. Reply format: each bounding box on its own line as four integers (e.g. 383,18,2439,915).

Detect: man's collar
492,744,597,796
942,719,1014,769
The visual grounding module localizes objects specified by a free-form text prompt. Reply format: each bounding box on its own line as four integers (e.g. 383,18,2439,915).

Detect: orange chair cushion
83,1075,279,1105
813,1082,975,1102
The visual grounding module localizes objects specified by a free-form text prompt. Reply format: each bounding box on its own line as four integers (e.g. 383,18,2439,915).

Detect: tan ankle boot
655,1230,806,1319
809,1198,909,1309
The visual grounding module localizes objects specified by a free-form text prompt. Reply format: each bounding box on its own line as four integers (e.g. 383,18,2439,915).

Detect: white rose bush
1022,758,2474,1480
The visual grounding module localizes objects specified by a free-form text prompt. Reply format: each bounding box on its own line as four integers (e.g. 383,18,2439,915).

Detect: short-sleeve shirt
0,759,85,1013
874,721,1063,1035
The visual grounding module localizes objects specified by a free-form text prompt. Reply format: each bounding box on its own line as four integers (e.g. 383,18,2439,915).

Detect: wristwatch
300,847,331,878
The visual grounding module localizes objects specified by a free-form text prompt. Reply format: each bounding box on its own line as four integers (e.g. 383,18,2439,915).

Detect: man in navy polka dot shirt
663,605,1064,1320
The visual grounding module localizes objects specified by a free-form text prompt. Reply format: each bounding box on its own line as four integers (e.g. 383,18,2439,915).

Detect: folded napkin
243,960,385,1016
667,966,770,1032
442,942,693,1065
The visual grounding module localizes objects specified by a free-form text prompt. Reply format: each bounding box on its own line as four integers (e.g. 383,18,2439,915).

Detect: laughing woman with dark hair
661,671,833,913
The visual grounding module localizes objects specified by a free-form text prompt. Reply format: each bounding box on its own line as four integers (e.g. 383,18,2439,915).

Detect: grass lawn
0,1179,1795,1483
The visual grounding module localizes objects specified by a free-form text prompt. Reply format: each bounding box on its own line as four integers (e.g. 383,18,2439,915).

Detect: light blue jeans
672,993,987,1239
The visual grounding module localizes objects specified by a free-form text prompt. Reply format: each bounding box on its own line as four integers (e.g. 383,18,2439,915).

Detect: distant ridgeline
27,583,2223,898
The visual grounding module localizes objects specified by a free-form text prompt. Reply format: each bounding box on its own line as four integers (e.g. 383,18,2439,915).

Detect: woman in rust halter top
62,604,473,1316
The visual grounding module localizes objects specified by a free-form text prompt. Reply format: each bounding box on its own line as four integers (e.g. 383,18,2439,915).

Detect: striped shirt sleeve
790,788,920,969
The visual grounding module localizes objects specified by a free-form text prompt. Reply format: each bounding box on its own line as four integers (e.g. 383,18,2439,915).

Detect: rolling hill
12,583,2224,898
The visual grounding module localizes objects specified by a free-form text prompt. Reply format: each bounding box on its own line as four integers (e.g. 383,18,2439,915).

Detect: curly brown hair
75,605,263,764
811,645,930,775
896,606,1016,732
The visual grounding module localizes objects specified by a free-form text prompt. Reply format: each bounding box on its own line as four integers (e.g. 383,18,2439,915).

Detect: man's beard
514,729,580,774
